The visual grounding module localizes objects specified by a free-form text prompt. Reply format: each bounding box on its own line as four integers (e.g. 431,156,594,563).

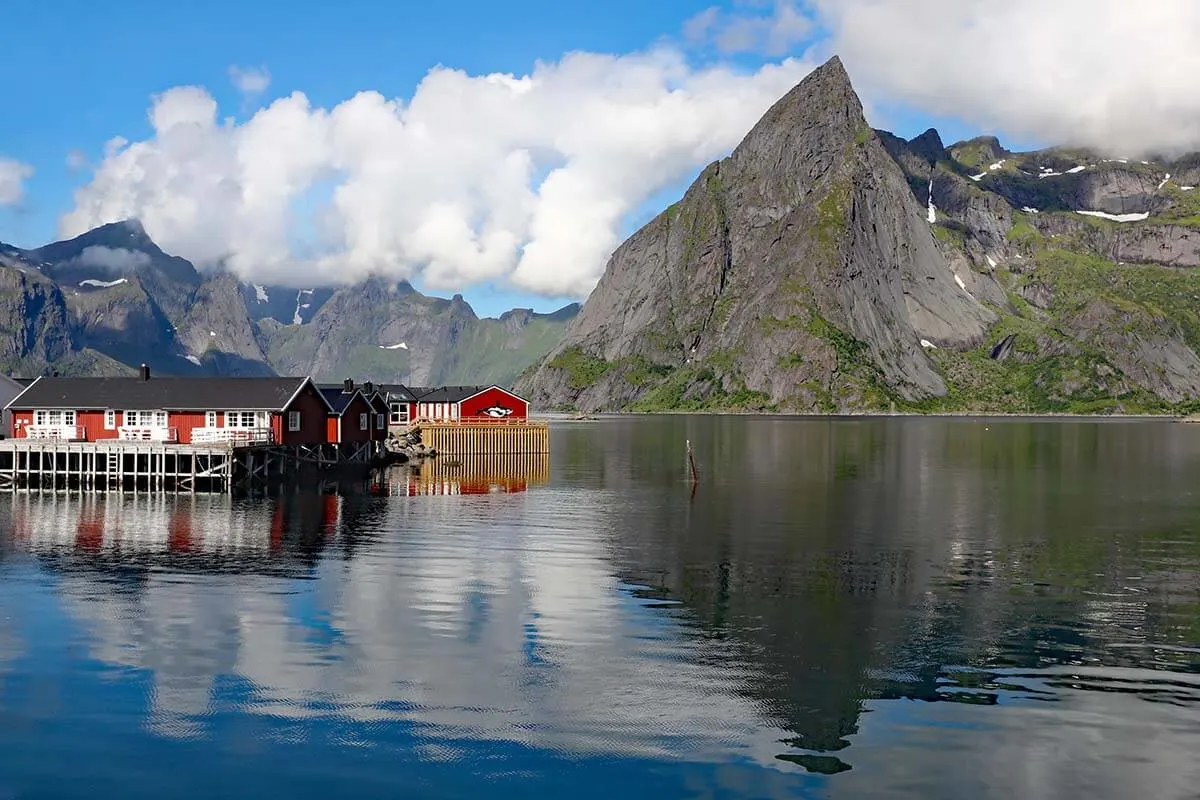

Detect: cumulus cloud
685,1,813,57
812,0,1200,157
62,50,814,296
0,157,34,206
66,149,89,172
228,64,271,96
67,245,152,272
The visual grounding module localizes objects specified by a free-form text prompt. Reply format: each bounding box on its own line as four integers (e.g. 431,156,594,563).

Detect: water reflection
0,418,1197,798
375,453,550,496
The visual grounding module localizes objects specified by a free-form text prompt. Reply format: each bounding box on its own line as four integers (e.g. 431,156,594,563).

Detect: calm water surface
1,417,1198,799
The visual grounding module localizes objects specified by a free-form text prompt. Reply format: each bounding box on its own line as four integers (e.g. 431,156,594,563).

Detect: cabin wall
340,395,375,444
278,383,330,446
171,412,210,444
325,416,341,443
460,388,529,420
11,410,31,438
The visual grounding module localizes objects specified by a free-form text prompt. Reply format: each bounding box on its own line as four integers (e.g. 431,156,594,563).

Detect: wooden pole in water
686,439,698,485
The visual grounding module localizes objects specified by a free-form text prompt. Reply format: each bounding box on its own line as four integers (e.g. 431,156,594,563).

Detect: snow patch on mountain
1076,210,1150,222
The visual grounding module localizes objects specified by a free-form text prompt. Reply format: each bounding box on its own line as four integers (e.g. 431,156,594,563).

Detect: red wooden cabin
381,384,530,426
318,382,389,444
4,367,333,446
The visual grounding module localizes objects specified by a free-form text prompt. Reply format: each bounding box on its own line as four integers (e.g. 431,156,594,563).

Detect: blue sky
0,0,1005,318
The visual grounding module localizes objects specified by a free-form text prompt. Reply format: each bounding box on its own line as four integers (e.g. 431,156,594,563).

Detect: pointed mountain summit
518,55,998,412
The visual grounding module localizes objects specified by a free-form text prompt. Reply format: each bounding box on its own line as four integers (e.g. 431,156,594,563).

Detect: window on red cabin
359,412,368,431
376,413,385,429
288,411,301,431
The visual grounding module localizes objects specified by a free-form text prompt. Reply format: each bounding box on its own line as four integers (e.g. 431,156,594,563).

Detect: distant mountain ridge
518,56,1200,415
0,221,578,387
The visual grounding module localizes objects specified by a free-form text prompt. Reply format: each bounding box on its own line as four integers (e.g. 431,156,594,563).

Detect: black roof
318,387,365,415
7,376,315,412
378,384,525,403
415,385,490,403
379,384,420,402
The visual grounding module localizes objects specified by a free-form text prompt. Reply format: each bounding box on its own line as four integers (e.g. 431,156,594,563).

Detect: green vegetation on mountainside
438,315,571,388
542,212,1200,415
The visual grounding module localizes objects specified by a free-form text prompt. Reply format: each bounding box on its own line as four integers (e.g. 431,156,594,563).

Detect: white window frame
121,410,168,428
359,412,368,431
104,410,116,430
376,413,385,430
224,411,258,429
34,410,76,427
389,402,407,425
205,411,217,428
287,411,301,432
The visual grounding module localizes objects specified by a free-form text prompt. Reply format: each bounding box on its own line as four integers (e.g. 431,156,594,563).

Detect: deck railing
117,427,179,442
411,417,545,427
190,427,273,446
23,425,86,441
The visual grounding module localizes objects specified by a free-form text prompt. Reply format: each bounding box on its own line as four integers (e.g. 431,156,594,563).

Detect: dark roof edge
2,375,41,413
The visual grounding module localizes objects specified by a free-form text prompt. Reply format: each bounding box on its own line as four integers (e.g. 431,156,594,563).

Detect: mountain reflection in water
0,417,1198,799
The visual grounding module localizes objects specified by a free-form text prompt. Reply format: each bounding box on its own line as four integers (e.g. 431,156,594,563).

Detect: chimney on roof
140,364,150,381
364,381,374,395
343,378,354,393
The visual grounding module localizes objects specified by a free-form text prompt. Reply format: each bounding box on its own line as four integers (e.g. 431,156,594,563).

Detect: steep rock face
1111,225,1200,267
521,57,996,412
242,282,334,325
61,276,178,371
178,273,275,375
0,266,73,371
261,279,578,386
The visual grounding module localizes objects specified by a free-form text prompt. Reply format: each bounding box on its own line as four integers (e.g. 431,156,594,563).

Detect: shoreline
539,410,1191,422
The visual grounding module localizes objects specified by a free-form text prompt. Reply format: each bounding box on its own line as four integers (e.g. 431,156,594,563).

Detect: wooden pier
416,419,550,456
0,439,385,493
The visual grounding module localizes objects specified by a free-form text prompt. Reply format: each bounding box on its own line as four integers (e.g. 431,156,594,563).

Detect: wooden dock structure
415,419,550,456
0,439,384,493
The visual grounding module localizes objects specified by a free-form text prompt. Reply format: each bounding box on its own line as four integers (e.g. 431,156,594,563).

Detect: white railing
117,427,178,442
23,425,86,441
190,427,273,445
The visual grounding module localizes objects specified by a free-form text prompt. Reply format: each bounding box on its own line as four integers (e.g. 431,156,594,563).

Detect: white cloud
66,149,89,172
811,0,1200,157
228,64,271,96
62,50,815,297
66,245,151,272
0,157,33,206
685,1,813,57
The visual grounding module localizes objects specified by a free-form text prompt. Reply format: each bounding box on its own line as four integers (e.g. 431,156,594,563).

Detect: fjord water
1,418,1198,799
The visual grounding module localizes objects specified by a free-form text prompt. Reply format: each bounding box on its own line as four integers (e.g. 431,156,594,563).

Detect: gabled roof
318,387,367,415
380,384,421,402
5,376,320,412
415,385,489,403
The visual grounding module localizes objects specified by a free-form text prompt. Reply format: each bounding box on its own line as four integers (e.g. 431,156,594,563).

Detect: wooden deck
415,419,550,456
0,439,384,493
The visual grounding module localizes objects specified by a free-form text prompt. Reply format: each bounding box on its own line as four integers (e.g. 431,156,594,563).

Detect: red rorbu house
318,381,389,445
4,368,333,445
383,384,530,425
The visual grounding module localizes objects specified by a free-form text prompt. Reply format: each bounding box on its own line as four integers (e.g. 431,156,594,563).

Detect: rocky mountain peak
731,55,865,187
908,128,947,166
